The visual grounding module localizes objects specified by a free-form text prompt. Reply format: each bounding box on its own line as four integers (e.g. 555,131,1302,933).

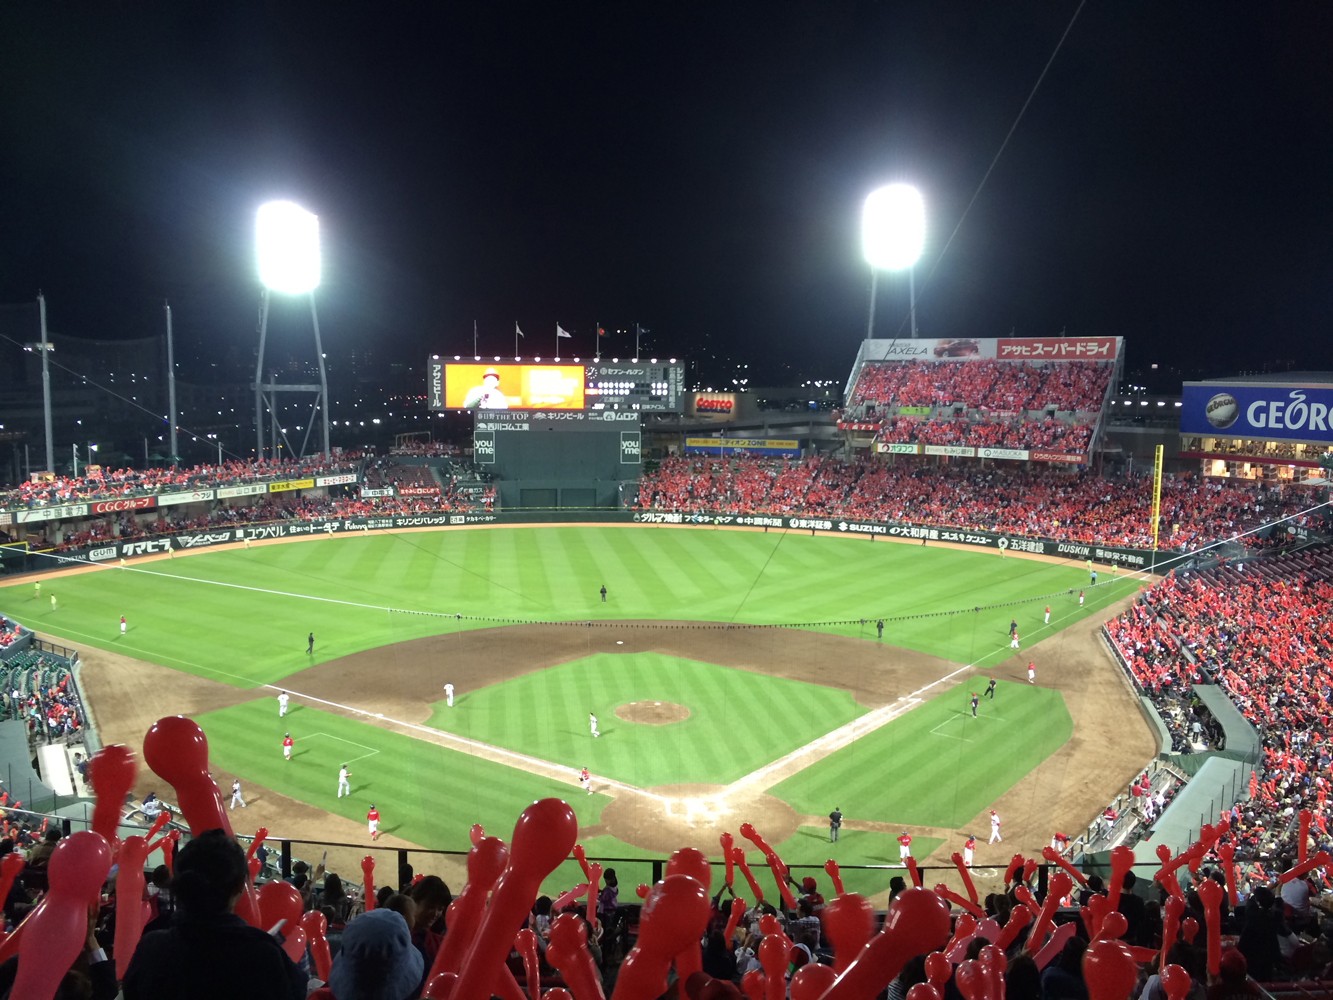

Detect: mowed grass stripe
768,680,1072,828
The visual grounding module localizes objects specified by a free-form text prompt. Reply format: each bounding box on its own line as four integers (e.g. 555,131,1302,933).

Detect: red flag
597,325,607,337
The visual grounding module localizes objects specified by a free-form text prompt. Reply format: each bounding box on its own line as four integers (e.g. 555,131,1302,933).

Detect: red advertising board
90,496,157,514
997,338,1117,360
397,486,441,496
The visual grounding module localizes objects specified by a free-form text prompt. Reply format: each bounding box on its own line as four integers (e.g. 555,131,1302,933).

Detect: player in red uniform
963,835,976,867
897,830,912,862
367,804,380,840
283,733,293,760
580,767,591,795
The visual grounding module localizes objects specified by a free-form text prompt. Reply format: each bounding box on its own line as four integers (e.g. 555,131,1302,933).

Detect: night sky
1,3,1331,388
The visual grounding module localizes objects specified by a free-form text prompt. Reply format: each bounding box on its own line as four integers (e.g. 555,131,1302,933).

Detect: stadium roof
1187,372,1333,386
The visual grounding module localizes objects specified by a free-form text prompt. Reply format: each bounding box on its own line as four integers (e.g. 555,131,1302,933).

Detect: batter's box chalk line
296,732,382,764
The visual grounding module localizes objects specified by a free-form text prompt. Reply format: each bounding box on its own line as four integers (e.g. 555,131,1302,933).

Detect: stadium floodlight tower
253,200,331,460
862,183,925,339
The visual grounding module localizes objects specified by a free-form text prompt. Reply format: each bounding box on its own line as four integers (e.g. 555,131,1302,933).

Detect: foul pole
1149,443,1164,572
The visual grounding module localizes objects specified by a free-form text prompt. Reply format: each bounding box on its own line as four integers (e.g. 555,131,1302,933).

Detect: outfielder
1028,662,1035,684
229,778,246,810
1009,631,1019,650
338,764,352,798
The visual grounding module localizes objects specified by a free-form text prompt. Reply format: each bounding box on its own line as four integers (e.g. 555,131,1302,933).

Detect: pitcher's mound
615,701,690,725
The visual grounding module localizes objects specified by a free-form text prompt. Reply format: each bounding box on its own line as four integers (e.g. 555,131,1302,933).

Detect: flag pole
595,320,600,362
555,323,559,362
473,319,477,359
635,322,640,360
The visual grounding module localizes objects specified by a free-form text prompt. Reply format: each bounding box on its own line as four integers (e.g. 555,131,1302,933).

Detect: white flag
556,324,572,339
515,322,525,339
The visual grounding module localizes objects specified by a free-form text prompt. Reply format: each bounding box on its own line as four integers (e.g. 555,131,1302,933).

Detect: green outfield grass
0,526,1140,687
769,679,1072,828
424,652,866,788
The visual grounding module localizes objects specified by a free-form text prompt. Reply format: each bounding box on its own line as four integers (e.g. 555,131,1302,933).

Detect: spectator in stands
122,828,306,1000
1236,887,1282,983
26,826,61,864
407,875,451,983
319,908,423,1000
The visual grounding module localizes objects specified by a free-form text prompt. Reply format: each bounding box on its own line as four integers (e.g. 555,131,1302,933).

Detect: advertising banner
836,422,880,431
1181,382,1333,445
442,363,585,410
684,438,802,457
876,443,920,454
397,486,440,496
620,431,642,464
474,410,640,432
157,489,216,507
690,393,736,418
217,483,269,499
898,405,931,416
977,447,1030,461
473,430,495,464
267,479,315,494
922,445,976,457
427,359,444,410
316,473,358,487
360,488,395,498
1030,450,1087,463
856,337,1121,364
16,504,90,524
90,496,157,514
996,338,1117,360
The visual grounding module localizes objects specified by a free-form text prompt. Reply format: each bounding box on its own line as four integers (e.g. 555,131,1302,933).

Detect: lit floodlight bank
257,201,321,294
862,184,925,271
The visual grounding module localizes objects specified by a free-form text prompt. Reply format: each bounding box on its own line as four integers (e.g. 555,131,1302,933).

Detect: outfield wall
0,506,1203,578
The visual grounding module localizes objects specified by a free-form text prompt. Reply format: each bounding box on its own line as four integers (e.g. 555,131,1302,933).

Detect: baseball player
590,712,599,738
338,764,351,798
1009,631,1019,650
989,810,1002,844
444,683,454,708
278,691,290,717
580,767,591,794
963,835,976,867
1086,558,1093,578
120,615,127,636
34,581,40,599
307,632,314,654
897,830,912,863
50,594,56,611
1044,605,1050,624
283,733,293,761
1028,662,1035,684
1078,590,1084,607
984,676,997,699
367,804,380,840
229,778,246,810
970,692,979,718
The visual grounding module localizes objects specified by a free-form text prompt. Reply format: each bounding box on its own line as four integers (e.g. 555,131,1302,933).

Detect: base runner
367,804,380,840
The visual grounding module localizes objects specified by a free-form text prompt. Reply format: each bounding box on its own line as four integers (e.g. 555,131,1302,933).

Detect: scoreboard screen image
430,360,685,412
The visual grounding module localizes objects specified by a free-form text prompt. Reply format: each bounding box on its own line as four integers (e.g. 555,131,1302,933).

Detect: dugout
474,410,642,509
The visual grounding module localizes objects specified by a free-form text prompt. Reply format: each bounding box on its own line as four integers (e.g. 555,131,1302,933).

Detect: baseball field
0,524,1156,899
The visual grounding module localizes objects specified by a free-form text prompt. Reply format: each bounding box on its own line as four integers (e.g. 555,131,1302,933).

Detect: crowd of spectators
1107,548,1333,876
638,456,1314,552
1,453,365,510
877,415,1094,453
848,359,1113,412
0,614,23,649
0,645,87,742
389,441,461,457
363,459,441,492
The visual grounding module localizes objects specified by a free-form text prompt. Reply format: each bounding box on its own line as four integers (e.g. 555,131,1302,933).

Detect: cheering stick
905,987,941,1000
1025,872,1073,956
453,799,578,1000
1003,855,1025,886
934,884,984,918
740,970,765,1000
791,964,838,1000
1094,912,1127,942
516,928,541,997
817,887,952,1000
1012,885,1041,918
362,855,376,911
1086,896,1110,939
587,862,603,932
636,884,649,899
87,744,137,846
730,848,764,903
1033,923,1076,971
470,824,485,846
904,856,922,888
1160,965,1192,1000
763,853,796,909
1299,810,1312,863
951,852,980,904
609,875,712,1000
756,914,791,1000
554,883,591,911
1082,939,1138,1000
1180,918,1198,945
430,835,508,981
720,833,735,887
573,844,594,882
1278,850,1330,884
723,894,747,948
821,892,875,973
1022,858,1039,883
944,913,978,958
245,826,268,865
1104,846,1135,914
114,818,172,978
994,906,1031,952
1216,842,1240,906
824,859,844,896
546,912,607,1000
667,848,713,890
1197,879,1223,977
302,910,332,981
1041,845,1088,888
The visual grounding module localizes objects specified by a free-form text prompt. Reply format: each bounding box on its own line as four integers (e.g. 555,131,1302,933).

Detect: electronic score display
429,360,685,413
583,363,685,412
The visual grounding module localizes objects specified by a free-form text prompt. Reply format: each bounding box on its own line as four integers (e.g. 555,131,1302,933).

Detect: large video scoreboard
428,359,685,413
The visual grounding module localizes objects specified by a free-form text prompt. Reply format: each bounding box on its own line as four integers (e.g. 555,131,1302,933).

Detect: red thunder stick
516,928,541,997
1216,843,1240,906
1180,918,1198,945
1104,846,1135,914
453,799,578,1000
756,914,791,1000
666,848,713,892
141,716,232,837
86,745,137,846
824,859,845,897
762,853,796,909
791,964,838,1000
723,894,747,947
302,910,332,981
114,827,167,977
1012,885,1041,918
904,856,922,888
925,952,951,990
246,826,269,864
554,883,591,911
1094,912,1128,942
738,823,774,856
994,906,1032,951
430,836,508,980
1025,872,1073,956
470,824,485,846
1082,939,1139,1000
609,875,711,1000
636,885,650,899
820,892,875,973
731,848,764,903
740,970,765,1000
1003,855,1026,886
546,912,608,1000
1022,859,1039,883
1160,965,1191,1000
1041,846,1089,887
720,833,735,887
1085,896,1109,940
944,913,978,958
951,852,980,904
905,986,942,1000
1197,879,1224,977
934,884,985,919
1278,850,1331,884
360,855,376,911
817,888,952,1000
586,862,603,932
573,844,594,882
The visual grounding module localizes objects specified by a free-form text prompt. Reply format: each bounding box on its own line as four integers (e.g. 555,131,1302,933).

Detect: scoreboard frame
428,358,685,413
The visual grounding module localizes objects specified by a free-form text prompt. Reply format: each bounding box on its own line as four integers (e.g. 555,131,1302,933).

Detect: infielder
897,831,912,862
229,778,246,810
989,810,1002,843
283,733,293,761
1009,631,1019,650
590,712,599,738
1028,662,1035,684
338,764,351,798
580,766,591,794
963,835,976,867
444,683,454,708
278,691,289,717
367,804,380,840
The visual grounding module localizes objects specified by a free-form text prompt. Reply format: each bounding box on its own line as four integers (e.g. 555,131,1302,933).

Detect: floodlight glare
862,184,925,270
256,201,321,294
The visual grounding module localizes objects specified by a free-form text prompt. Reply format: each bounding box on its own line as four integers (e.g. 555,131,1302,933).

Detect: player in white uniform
989,810,1002,844
229,779,246,809
1044,605,1050,624
1028,662,1035,684
590,713,599,738
444,683,454,708
120,616,127,635
338,764,352,798
1010,631,1019,650
278,691,289,717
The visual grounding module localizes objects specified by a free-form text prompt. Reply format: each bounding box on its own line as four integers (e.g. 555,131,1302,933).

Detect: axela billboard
1181,382,1333,445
